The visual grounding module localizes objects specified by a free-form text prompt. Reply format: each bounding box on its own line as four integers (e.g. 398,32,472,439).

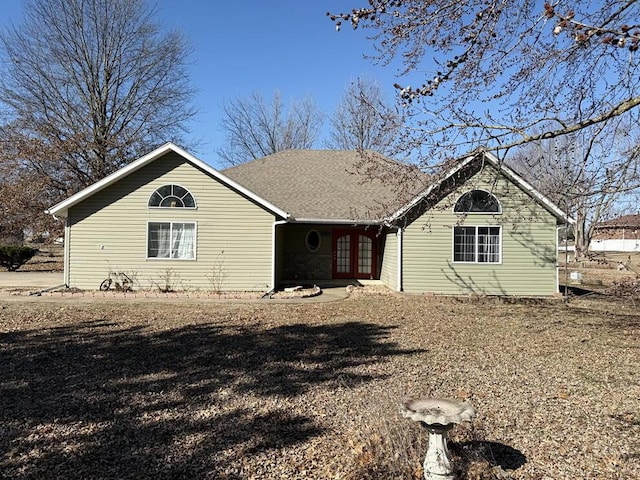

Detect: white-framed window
147,222,196,259
454,190,501,214
148,184,196,208
305,229,321,252
453,226,501,263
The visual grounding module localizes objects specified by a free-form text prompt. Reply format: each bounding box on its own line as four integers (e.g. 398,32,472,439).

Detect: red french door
332,229,377,279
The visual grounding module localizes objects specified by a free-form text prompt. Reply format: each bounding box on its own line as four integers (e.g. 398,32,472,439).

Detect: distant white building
590,214,640,252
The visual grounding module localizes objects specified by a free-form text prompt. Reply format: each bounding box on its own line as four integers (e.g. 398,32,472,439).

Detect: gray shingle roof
222,150,428,222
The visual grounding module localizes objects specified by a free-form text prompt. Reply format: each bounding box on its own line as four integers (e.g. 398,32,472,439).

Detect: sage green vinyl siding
402,166,558,295
66,152,275,291
380,229,398,291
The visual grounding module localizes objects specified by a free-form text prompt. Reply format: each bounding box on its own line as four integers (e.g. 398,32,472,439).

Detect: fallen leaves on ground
0,291,638,479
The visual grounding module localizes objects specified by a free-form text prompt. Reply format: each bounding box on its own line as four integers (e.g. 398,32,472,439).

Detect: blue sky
1,0,406,168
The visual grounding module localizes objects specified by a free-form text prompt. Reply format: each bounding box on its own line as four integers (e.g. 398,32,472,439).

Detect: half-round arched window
148,185,196,208
454,190,500,214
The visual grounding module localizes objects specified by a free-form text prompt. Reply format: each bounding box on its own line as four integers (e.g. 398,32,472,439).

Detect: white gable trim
386,154,476,222
46,143,290,219
387,151,572,224
486,152,571,223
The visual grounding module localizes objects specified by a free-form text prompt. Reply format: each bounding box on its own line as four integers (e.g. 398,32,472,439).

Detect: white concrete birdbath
401,398,476,480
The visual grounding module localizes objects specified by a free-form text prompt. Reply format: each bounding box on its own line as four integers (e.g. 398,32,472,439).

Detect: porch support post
272,220,287,290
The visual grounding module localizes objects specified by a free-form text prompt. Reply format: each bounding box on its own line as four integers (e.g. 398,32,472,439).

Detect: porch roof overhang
288,217,385,225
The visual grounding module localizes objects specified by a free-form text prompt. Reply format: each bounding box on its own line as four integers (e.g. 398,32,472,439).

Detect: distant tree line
216,76,402,166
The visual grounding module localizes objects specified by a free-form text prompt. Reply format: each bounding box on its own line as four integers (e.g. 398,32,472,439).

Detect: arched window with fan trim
453,190,500,214
148,184,196,208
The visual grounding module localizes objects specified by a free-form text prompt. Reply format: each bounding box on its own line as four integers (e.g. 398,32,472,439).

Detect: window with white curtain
453,226,501,263
148,222,196,259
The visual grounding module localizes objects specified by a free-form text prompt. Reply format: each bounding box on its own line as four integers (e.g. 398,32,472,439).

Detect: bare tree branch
0,0,195,238
0,0,195,184
509,123,640,259
328,1,640,163
217,91,323,166
325,76,402,155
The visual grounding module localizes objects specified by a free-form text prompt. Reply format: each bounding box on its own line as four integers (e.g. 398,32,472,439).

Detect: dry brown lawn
560,251,640,290
1,291,638,479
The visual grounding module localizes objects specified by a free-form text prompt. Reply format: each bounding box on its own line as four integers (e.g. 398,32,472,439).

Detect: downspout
397,227,403,292
63,217,71,288
269,220,288,294
46,210,69,288
556,225,565,296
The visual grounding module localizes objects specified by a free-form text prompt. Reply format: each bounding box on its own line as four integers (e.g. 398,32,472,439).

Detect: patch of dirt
1,293,638,479
559,251,640,293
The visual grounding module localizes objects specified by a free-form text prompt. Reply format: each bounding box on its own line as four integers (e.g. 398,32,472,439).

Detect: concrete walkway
0,271,64,288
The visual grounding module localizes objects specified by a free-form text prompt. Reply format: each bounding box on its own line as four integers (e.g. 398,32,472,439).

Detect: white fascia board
386,151,573,225
46,142,177,216
292,217,384,225
46,143,290,220
482,152,573,224
386,154,475,223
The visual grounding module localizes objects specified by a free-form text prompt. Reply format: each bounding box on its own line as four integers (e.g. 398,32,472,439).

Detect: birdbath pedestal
401,398,476,480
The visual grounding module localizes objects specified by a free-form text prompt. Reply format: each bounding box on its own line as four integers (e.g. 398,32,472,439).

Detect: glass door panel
336,234,351,274
357,235,372,275
333,230,377,279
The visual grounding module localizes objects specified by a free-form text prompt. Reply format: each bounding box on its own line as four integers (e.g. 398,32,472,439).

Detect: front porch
279,278,386,289
275,224,388,287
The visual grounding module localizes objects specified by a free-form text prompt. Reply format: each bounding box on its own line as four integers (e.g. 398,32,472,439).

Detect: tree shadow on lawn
0,318,423,479
453,440,527,472
563,299,640,331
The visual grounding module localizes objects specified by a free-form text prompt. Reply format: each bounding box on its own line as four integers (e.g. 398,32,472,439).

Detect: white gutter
498,161,574,224
63,219,71,287
397,227,403,292
272,220,288,291
292,217,383,225
387,155,474,223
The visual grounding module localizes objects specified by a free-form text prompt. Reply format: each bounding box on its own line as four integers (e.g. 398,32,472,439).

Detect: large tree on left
0,0,194,240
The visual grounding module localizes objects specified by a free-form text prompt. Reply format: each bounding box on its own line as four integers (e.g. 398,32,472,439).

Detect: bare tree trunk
0,0,195,237
573,207,587,262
